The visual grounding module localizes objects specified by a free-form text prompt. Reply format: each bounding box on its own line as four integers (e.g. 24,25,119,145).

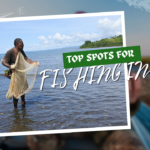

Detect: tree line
80,35,123,48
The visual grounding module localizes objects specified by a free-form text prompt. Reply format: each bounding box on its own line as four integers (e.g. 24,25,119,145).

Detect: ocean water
0,47,127,133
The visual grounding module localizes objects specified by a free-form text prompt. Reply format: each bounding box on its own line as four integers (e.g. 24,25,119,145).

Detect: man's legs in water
13,97,18,109
21,94,25,106
13,95,25,108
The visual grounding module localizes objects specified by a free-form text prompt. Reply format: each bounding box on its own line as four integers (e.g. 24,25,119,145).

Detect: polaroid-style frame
0,11,130,137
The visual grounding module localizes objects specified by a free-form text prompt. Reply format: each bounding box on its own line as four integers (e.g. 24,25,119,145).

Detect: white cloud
69,32,101,42
36,32,102,50
40,32,102,47
25,44,39,50
97,18,122,38
49,33,72,41
34,18,122,50
38,36,49,44
117,0,150,12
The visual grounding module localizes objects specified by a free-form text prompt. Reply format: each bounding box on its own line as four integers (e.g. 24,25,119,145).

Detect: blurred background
0,0,150,150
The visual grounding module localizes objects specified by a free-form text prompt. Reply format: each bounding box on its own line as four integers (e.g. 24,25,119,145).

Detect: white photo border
0,11,130,137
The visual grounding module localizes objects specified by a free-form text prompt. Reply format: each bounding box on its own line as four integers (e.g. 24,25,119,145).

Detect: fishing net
6,52,39,99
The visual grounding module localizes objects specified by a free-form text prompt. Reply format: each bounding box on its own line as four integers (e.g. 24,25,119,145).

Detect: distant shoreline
80,35,123,49
80,45,120,49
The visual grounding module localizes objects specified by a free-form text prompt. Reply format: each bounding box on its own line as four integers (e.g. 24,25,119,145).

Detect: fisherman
2,38,38,109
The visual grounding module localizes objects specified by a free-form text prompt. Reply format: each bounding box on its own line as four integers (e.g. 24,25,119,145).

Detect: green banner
63,46,141,68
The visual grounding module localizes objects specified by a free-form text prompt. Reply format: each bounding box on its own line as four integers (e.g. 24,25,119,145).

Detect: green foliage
80,35,123,48
4,69,9,73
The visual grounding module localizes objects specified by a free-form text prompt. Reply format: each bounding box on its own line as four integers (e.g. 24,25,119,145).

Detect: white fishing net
6,52,39,99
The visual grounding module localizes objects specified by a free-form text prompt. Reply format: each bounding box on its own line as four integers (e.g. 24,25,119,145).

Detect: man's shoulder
6,48,14,54
4,48,14,56
3,48,14,60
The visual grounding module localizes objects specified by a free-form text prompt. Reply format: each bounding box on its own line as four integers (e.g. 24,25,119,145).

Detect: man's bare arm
2,59,11,69
26,58,37,64
25,58,39,66
2,59,15,72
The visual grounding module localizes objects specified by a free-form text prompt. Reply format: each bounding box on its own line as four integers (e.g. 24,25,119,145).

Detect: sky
0,15,122,53
0,0,150,55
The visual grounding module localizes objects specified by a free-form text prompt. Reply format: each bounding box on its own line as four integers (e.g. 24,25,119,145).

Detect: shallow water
0,47,127,133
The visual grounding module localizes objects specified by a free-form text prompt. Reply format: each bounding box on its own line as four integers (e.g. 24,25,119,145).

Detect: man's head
14,38,24,50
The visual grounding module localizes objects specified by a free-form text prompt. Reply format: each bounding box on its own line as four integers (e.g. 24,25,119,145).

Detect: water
0,47,127,133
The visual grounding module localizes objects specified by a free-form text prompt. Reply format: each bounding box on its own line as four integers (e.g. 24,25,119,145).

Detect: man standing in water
2,38,38,109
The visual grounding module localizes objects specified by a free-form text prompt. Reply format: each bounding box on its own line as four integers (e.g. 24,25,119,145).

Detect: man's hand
33,61,40,66
36,61,40,67
10,66,15,73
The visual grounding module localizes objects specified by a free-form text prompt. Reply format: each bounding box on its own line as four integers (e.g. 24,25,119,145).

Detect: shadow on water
9,108,36,132
25,93,47,106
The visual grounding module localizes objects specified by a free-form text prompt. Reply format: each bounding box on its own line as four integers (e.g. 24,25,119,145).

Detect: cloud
37,32,102,49
97,18,122,38
25,44,39,51
48,32,101,43
116,0,150,12
38,36,49,44
35,18,122,50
